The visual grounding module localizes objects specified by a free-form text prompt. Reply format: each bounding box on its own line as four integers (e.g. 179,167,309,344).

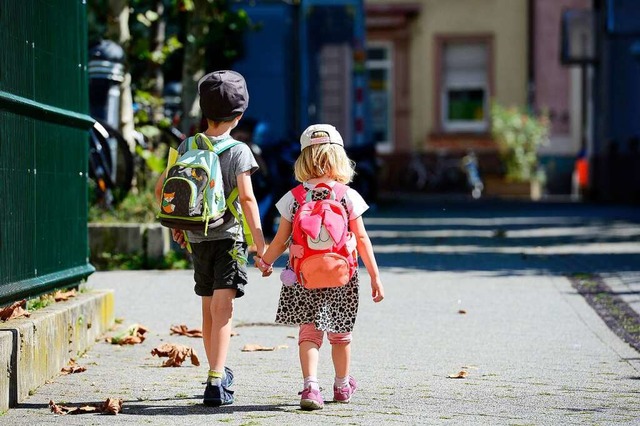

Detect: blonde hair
294,143,356,183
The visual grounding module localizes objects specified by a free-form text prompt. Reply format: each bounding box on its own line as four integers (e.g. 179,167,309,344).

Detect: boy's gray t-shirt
176,136,258,243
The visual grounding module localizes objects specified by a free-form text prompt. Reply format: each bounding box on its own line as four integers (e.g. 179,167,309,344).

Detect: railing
0,0,95,304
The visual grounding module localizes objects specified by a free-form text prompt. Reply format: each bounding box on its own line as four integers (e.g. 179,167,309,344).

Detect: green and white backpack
157,133,252,244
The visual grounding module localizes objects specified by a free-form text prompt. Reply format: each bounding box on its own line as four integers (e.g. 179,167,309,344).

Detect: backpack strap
331,182,349,202
190,133,243,153
190,133,214,150
212,137,242,154
291,184,307,205
225,187,254,246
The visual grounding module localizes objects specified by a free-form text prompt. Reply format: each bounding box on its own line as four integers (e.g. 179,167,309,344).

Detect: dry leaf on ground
170,324,203,338
447,370,468,379
100,397,123,414
241,344,276,352
49,398,122,415
0,299,30,321
108,324,148,345
61,359,86,375
53,289,77,302
151,343,200,367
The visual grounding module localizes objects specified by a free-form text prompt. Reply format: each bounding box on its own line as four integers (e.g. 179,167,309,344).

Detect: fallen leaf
151,343,200,367
49,400,64,415
108,324,148,345
100,397,123,415
49,398,123,415
170,324,203,338
53,289,77,302
0,300,30,321
447,370,468,379
61,359,86,375
241,344,276,352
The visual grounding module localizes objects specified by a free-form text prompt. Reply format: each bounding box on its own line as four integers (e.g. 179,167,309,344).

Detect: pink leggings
298,323,352,348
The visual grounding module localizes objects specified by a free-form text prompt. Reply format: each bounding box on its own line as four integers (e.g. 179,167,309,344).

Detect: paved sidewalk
2,200,639,425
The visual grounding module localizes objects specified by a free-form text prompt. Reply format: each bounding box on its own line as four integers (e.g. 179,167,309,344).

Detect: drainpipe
527,0,535,109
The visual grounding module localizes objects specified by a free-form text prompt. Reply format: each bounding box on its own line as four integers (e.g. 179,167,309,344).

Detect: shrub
491,102,550,183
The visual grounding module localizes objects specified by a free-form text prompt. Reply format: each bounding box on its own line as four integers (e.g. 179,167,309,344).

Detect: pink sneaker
333,376,357,403
299,386,324,410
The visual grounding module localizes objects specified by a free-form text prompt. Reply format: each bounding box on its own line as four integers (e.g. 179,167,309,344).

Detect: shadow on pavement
17,400,293,416
367,199,640,276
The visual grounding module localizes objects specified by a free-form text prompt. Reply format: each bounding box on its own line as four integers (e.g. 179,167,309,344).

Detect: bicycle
401,150,483,198
88,119,134,208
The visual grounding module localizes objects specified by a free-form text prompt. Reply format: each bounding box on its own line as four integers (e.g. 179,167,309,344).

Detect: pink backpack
288,183,357,289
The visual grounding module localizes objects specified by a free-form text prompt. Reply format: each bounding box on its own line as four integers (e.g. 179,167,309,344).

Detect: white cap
300,124,344,150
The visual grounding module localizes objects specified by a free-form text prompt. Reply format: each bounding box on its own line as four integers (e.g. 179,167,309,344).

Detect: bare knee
209,290,235,319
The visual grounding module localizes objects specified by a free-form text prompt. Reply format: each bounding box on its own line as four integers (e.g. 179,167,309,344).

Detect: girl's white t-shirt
275,181,369,223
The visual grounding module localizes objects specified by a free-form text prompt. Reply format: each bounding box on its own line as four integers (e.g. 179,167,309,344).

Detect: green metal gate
0,0,95,304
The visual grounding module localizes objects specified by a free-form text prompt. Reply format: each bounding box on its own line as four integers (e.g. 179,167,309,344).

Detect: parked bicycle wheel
89,119,134,207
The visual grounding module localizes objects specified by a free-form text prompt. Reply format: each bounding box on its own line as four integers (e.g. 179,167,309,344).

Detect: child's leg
298,323,325,410
328,332,356,402
201,288,236,373
328,332,352,378
299,323,323,388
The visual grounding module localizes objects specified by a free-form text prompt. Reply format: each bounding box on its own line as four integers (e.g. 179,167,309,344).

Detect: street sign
560,9,597,65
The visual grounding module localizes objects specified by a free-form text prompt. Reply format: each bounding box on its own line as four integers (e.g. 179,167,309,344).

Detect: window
366,42,394,151
441,41,489,132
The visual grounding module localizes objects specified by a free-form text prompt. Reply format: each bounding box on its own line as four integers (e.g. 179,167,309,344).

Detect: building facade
365,0,529,194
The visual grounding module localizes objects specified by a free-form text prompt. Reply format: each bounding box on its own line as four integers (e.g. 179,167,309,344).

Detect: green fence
0,0,95,304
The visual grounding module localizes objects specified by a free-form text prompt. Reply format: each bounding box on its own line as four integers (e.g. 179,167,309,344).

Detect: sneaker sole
300,399,324,410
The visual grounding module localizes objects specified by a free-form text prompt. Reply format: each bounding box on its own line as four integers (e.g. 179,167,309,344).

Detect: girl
254,124,384,410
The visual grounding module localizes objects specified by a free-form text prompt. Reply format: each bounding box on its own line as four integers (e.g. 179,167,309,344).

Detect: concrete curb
0,290,115,412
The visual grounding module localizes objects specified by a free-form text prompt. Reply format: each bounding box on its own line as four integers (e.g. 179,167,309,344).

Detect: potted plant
490,102,550,199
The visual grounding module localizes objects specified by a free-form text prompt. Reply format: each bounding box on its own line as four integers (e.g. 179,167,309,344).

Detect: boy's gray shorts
190,239,248,298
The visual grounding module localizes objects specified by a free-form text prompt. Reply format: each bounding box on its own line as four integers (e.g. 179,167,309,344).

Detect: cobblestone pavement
2,200,639,425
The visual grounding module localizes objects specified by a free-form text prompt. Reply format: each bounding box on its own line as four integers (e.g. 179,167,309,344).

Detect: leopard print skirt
275,268,360,333
274,185,360,333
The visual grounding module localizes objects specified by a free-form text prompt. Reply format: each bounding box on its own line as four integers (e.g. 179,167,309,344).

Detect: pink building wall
534,0,590,136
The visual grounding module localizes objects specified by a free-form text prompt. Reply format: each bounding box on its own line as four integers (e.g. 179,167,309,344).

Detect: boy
155,70,266,406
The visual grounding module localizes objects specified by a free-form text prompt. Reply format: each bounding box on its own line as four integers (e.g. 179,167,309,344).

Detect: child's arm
237,170,266,256
154,171,166,204
254,218,292,276
350,216,384,303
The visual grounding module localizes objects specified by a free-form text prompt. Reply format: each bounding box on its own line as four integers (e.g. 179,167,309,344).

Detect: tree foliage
87,0,253,131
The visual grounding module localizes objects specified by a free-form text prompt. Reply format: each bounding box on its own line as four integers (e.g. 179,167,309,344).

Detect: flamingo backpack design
287,183,357,289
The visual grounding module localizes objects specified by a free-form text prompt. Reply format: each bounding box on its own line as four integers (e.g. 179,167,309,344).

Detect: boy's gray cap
300,124,344,150
198,70,249,121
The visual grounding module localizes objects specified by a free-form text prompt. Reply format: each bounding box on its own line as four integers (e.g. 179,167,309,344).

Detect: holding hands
254,256,273,277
